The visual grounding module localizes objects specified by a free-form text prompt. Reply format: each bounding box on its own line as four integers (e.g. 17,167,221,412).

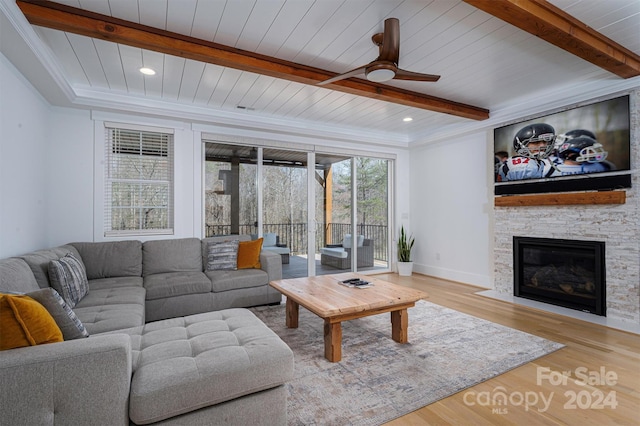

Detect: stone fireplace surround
491,89,640,332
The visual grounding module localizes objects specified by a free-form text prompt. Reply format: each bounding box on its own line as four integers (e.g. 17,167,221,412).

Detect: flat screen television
494,95,631,196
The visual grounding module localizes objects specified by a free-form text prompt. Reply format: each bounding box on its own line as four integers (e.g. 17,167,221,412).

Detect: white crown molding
72,86,410,148
0,0,76,102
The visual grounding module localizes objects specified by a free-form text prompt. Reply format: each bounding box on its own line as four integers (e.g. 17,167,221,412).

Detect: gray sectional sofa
0,235,294,425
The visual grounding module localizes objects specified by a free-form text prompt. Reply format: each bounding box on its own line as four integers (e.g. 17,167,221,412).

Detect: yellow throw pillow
0,293,63,350
237,238,263,269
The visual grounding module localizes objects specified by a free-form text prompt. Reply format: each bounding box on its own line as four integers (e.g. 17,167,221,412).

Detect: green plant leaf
397,225,415,262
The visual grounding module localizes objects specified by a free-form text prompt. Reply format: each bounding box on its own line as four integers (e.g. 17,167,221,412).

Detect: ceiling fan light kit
366,66,395,82
319,18,441,86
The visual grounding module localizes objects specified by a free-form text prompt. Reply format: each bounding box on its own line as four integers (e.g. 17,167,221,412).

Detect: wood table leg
324,320,342,362
286,298,299,328
391,309,408,343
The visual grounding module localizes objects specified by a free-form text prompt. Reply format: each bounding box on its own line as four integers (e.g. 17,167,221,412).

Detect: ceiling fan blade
317,66,367,85
393,68,441,82
379,18,400,63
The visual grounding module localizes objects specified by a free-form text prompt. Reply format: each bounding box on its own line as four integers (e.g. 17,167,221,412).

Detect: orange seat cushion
0,293,63,350
237,238,263,269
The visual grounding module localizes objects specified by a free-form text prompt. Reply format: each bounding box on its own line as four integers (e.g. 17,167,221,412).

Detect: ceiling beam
16,0,489,121
463,0,640,79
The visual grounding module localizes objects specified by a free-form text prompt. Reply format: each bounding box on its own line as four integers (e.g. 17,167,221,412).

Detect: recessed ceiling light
403,117,413,122
139,67,156,75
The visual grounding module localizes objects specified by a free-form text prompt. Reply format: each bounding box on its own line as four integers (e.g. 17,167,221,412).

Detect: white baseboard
415,264,491,289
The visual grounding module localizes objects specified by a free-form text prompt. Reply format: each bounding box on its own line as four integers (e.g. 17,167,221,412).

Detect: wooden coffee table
269,273,427,362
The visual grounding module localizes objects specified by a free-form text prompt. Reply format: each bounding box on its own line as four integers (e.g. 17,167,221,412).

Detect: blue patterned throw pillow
206,240,239,271
48,253,89,308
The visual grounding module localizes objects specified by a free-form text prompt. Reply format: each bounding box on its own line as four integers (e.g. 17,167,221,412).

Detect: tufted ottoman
121,308,294,425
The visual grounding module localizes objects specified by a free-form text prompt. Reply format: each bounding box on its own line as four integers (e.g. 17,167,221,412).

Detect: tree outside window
105,128,174,235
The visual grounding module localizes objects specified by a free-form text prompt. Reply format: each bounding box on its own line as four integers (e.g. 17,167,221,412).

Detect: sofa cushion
342,234,365,249
48,253,89,308
126,309,294,425
0,293,63,350
143,238,202,276
76,286,146,308
0,258,40,293
205,269,267,292
18,245,82,289
71,240,142,279
88,276,144,291
206,240,239,271
73,286,146,334
75,303,146,335
237,238,263,269
144,272,212,300
320,247,348,258
27,288,89,340
263,246,290,255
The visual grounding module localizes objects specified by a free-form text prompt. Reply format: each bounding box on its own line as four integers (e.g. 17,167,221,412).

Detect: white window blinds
104,127,174,236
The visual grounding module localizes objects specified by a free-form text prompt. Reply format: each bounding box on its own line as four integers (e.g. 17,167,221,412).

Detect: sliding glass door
315,155,390,275
261,148,308,278
355,157,389,272
203,139,391,278
203,143,257,237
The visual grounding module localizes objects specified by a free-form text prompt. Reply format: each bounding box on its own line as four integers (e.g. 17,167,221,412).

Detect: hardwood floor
373,273,640,426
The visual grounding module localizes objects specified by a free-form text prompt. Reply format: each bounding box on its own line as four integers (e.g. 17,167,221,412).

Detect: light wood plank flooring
373,273,640,426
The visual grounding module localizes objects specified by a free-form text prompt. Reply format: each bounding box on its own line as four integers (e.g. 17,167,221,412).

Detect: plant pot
397,261,413,276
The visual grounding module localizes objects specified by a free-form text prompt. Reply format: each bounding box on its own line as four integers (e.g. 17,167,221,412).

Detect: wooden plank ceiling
464,0,640,78
10,0,640,142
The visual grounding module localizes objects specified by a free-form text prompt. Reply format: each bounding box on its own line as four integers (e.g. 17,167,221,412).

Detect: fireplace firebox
513,237,605,316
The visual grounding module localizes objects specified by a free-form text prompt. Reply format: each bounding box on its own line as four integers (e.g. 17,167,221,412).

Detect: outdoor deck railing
205,223,388,262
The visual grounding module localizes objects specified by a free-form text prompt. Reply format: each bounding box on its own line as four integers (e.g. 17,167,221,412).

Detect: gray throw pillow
27,288,89,340
206,240,239,271
48,253,89,308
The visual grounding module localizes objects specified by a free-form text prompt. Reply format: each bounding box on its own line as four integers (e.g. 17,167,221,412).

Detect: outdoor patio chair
320,234,374,269
256,233,291,264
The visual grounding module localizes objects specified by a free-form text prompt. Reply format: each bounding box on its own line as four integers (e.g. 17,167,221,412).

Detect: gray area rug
250,299,564,425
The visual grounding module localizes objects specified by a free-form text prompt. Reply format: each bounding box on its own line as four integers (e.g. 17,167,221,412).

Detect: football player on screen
551,135,613,176
497,123,556,181
554,129,597,147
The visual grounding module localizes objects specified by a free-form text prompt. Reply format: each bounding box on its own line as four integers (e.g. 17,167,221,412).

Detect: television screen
494,95,631,196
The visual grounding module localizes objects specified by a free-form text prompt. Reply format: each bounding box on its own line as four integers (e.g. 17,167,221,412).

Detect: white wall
46,107,94,247
0,54,50,257
409,131,492,287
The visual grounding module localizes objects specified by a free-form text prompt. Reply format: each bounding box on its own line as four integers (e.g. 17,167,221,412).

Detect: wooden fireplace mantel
494,190,626,207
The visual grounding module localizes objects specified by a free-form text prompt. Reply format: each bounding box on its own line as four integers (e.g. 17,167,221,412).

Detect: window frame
103,123,175,237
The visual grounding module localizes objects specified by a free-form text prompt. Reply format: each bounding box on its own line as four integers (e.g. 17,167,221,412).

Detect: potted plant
397,225,415,276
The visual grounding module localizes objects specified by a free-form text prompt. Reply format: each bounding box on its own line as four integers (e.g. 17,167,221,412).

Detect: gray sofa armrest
0,334,132,426
260,250,282,282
